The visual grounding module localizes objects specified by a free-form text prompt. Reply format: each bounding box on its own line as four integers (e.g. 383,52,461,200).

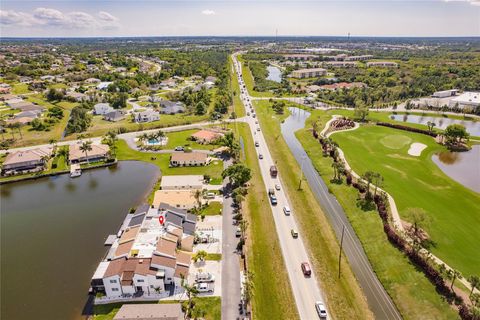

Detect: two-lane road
232,53,326,320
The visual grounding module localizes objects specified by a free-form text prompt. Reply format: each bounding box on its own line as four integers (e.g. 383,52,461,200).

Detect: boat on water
70,164,82,178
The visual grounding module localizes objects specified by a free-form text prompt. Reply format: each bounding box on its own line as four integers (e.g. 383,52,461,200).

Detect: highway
232,53,326,320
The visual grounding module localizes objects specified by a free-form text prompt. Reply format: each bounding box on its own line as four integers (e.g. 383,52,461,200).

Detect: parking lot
188,260,222,297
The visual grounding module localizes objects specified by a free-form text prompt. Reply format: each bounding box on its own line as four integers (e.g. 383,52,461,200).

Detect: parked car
195,283,214,293
301,262,312,277
283,206,291,216
174,146,184,151
291,229,298,238
315,301,327,319
196,272,215,283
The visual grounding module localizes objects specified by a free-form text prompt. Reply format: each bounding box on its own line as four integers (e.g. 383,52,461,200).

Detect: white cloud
0,8,120,30
201,9,216,16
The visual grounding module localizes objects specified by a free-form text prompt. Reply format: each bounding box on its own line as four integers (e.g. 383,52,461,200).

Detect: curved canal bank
1,161,159,320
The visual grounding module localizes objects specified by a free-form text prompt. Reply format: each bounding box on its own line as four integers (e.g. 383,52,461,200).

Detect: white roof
451,92,480,105
160,175,204,188
92,261,110,279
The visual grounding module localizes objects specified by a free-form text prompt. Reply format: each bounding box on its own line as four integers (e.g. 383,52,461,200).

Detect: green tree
444,124,469,145
447,269,462,291
354,105,369,122
194,101,207,115
192,250,207,263
222,163,252,188
57,147,69,166
220,132,240,159
468,275,480,298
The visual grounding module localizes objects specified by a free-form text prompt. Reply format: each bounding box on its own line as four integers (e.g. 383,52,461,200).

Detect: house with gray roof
159,100,185,114
104,110,125,122
94,103,115,115
134,110,160,123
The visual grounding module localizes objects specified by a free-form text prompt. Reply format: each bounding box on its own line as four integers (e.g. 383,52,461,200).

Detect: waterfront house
190,130,223,144
134,110,160,123
1,146,53,175
170,152,208,167
94,103,115,115
69,143,110,164
152,190,198,210
113,304,183,320
160,175,204,190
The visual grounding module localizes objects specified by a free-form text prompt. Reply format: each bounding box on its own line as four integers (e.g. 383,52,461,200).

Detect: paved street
221,158,243,320
233,53,325,320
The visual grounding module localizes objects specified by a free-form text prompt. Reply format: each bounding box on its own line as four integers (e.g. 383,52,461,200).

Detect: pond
432,145,480,193
390,114,480,136
266,65,282,83
0,161,159,320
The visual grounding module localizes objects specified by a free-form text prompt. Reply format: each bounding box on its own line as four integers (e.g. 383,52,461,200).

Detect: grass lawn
296,126,460,319
48,83,69,90
165,129,218,151
331,125,480,277
11,83,31,94
93,297,221,320
238,56,274,98
205,253,222,261
253,100,374,319
200,201,222,215
115,139,223,181
236,122,299,320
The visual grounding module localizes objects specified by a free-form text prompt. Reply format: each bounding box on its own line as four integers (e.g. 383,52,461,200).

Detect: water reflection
267,65,282,83
432,145,480,193
390,114,480,136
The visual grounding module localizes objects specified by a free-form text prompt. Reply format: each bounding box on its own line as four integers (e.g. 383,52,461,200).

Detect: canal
0,161,159,320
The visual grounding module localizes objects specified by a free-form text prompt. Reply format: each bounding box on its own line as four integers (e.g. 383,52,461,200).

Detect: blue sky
1,1,479,37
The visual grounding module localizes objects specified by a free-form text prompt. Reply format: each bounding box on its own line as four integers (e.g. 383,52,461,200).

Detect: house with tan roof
169,152,208,167
1,146,53,175
190,130,223,144
160,175,204,190
69,143,110,164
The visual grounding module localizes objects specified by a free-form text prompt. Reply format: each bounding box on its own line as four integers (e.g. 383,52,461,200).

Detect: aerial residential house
345,55,374,61
0,94,18,101
449,92,480,109
104,110,125,122
40,75,55,82
6,110,42,125
160,175,204,190
159,100,185,114
190,130,224,144
170,152,208,167
0,83,11,94
432,89,459,98
134,110,160,123
94,103,115,115
19,76,33,84
160,79,176,89
1,147,53,175
113,304,184,320
366,61,398,68
7,100,45,113
291,68,327,79
324,61,358,68
205,76,217,84
152,190,198,210
85,77,101,84
96,82,113,90
66,91,88,102
69,143,110,164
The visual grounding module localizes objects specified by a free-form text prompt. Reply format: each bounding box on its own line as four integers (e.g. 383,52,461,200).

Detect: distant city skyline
1,0,479,38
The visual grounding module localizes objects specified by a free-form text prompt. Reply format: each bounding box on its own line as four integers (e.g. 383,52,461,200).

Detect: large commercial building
432,89,459,98
291,68,327,78
449,92,480,109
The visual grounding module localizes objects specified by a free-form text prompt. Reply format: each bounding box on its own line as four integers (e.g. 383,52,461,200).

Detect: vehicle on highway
174,146,184,151
235,227,242,237
270,165,278,178
255,141,259,147
275,184,281,191
196,272,215,283
315,301,327,319
301,262,312,277
247,112,250,116
256,127,260,132
259,154,263,159
283,206,291,216
291,229,298,238
195,282,214,293
270,195,278,205
252,114,256,118
255,120,258,124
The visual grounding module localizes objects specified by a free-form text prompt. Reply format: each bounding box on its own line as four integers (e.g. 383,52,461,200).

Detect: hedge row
376,122,437,137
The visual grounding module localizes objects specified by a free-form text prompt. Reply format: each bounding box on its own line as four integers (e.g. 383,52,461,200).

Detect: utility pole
338,224,345,278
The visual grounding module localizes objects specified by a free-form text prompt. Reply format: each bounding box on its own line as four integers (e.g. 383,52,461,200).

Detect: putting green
380,134,412,149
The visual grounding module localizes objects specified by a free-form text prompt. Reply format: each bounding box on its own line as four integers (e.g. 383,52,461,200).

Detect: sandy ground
408,142,427,156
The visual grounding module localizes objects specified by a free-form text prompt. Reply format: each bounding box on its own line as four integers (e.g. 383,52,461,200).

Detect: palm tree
447,269,462,291
181,276,199,320
192,250,207,263
105,131,118,158
79,141,93,164
57,147,69,166
468,275,480,298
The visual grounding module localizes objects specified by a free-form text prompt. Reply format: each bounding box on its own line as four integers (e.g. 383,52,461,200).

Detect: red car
301,262,311,277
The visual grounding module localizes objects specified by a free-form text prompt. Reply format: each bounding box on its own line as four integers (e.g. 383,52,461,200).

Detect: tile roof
170,152,207,163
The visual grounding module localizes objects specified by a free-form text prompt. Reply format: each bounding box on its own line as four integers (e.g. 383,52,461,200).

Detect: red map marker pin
159,215,165,225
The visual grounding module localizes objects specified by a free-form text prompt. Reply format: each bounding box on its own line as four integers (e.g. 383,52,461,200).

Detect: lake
390,114,480,136
432,145,480,193
0,161,159,320
266,65,282,83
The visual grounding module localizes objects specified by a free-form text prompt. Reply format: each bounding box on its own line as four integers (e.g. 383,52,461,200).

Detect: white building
366,61,398,68
449,92,480,109
134,110,160,123
94,103,114,115
160,175,204,190
291,68,327,79
432,89,459,98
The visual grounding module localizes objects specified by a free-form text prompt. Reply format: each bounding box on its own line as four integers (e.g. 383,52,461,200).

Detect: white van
283,206,291,216
196,272,215,283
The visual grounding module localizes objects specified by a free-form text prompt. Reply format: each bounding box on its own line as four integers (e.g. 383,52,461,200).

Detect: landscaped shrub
376,122,437,137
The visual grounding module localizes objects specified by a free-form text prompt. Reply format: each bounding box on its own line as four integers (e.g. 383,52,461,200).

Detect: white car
195,283,214,293
315,301,327,319
283,206,291,216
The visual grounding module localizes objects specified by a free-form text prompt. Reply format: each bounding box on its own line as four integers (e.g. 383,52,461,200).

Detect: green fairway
332,125,480,276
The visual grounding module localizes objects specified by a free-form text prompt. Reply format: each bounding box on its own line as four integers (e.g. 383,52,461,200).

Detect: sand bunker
408,143,427,156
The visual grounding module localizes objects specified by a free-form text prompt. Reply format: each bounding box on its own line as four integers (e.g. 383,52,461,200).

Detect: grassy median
253,100,374,319
236,122,299,320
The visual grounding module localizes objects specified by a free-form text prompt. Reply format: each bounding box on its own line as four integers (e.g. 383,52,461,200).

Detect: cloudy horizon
1,0,479,38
